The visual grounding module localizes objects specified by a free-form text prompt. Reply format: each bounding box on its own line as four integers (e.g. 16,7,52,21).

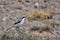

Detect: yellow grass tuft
25,10,53,21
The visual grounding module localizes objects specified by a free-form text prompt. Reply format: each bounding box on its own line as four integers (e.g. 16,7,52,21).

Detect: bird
14,16,26,27
6,16,26,31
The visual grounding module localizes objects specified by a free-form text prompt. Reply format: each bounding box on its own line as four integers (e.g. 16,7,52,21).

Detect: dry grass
26,10,54,21
0,33,38,40
40,23,54,30
30,23,55,35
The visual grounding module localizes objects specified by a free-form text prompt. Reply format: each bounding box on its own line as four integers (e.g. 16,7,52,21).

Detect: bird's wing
14,18,22,25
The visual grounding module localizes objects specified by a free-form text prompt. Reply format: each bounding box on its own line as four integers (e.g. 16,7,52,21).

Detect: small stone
3,17,8,21
34,2,39,8
25,0,30,3
31,26,39,31
35,2,39,6
18,0,22,2
44,0,47,3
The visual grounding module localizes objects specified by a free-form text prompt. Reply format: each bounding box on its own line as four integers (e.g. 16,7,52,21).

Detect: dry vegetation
0,0,60,40
25,10,56,36
26,10,54,21
30,23,55,35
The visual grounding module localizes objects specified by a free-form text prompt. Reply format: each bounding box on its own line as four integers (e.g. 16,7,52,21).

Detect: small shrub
26,10,53,21
30,23,55,35
39,23,55,34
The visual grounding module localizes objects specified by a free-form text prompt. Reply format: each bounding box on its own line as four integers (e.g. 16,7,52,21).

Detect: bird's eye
23,17,26,18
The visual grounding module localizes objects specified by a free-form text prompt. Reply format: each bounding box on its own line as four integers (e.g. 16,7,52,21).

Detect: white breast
14,18,26,27
20,18,25,25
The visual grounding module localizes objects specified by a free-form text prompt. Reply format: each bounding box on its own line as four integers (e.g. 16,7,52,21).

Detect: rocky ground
0,0,60,40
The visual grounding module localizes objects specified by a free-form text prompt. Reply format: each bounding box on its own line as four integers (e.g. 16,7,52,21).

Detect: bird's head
22,16,26,19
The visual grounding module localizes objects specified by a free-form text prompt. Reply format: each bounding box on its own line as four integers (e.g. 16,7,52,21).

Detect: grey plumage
6,16,26,31
14,17,24,25
14,16,26,27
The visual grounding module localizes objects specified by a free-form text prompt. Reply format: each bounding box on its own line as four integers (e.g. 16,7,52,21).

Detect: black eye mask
22,17,26,18
14,16,26,25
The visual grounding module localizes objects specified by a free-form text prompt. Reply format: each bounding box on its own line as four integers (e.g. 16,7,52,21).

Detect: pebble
2,17,8,21
34,2,39,7
35,2,39,6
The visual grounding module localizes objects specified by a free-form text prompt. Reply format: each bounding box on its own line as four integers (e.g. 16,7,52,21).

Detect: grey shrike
6,16,26,31
14,16,26,27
